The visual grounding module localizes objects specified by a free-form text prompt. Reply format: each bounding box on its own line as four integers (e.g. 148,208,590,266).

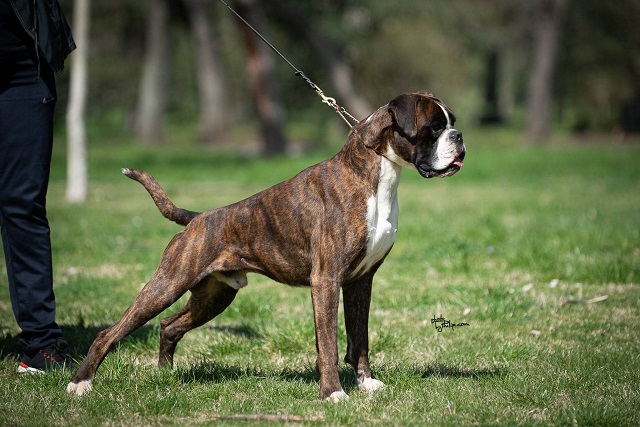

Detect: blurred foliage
56,0,639,141
557,0,640,132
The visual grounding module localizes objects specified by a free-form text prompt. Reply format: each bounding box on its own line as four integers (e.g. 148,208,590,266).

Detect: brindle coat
67,93,465,400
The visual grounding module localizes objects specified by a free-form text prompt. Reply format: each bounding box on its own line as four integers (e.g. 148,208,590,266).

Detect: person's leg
0,59,63,361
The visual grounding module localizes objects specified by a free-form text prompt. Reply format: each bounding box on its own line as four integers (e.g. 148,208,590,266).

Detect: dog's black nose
450,131,463,143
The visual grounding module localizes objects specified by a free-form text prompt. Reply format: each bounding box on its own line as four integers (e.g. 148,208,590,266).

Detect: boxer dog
67,92,465,401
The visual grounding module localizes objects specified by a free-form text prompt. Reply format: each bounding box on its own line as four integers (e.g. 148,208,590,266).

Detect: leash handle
218,0,359,128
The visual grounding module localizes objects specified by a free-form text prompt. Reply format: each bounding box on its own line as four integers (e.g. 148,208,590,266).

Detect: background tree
264,1,372,121
66,0,90,203
235,0,287,155
59,0,639,156
135,0,170,144
525,0,571,142
556,0,640,134
183,0,229,142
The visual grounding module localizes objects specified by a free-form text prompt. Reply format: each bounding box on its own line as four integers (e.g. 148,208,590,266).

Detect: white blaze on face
432,101,460,171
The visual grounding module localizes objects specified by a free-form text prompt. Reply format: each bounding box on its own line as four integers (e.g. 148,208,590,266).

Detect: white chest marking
351,157,401,278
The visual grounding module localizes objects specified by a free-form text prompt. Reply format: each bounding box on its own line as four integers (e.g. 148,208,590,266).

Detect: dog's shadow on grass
174,323,361,389
173,361,503,393
174,361,321,384
202,324,261,339
414,363,506,379
175,362,366,394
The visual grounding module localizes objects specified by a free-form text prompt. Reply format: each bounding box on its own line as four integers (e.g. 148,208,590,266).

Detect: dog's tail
122,168,200,226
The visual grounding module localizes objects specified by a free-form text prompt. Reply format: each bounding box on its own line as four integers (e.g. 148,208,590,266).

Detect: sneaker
18,338,72,374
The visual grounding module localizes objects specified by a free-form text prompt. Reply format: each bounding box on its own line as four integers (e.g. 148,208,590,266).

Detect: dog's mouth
418,153,465,179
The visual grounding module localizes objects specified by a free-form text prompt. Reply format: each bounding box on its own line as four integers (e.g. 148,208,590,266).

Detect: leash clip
319,93,337,107
296,72,360,128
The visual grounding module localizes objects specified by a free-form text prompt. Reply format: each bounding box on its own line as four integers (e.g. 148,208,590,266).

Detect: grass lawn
1,127,639,425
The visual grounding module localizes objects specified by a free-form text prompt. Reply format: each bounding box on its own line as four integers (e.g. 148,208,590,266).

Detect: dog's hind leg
66,274,190,395
158,275,239,368
67,227,214,396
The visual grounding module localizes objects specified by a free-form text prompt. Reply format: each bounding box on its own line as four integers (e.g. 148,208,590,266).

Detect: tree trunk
480,50,502,125
136,0,170,144
66,0,90,203
183,0,228,142
525,0,571,142
264,2,372,121
236,0,287,156
498,44,518,124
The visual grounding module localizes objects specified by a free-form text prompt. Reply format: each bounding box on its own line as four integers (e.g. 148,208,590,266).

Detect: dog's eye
430,122,444,133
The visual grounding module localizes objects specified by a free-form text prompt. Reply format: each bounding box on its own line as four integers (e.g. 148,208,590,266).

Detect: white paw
67,380,93,396
357,377,385,392
326,390,349,402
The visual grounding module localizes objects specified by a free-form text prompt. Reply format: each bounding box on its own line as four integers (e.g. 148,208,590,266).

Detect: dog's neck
341,111,403,279
338,106,396,183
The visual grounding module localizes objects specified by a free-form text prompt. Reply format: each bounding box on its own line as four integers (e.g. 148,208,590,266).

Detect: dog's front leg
310,278,346,402
343,274,385,393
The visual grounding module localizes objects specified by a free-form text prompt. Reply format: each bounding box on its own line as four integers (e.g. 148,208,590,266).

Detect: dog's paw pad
357,377,385,392
67,380,92,396
326,390,349,402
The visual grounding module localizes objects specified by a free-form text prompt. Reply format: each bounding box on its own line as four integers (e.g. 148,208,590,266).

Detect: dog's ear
388,94,418,140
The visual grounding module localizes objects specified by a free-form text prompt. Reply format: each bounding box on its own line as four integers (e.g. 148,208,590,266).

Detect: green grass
1,128,639,425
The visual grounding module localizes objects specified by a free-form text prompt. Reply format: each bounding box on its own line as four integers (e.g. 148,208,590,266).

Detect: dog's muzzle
418,131,466,179
418,153,465,178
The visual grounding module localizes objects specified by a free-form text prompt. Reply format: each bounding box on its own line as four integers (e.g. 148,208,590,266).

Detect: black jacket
11,0,76,75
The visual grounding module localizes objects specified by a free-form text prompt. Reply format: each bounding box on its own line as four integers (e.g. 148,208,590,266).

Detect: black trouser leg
0,59,62,354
